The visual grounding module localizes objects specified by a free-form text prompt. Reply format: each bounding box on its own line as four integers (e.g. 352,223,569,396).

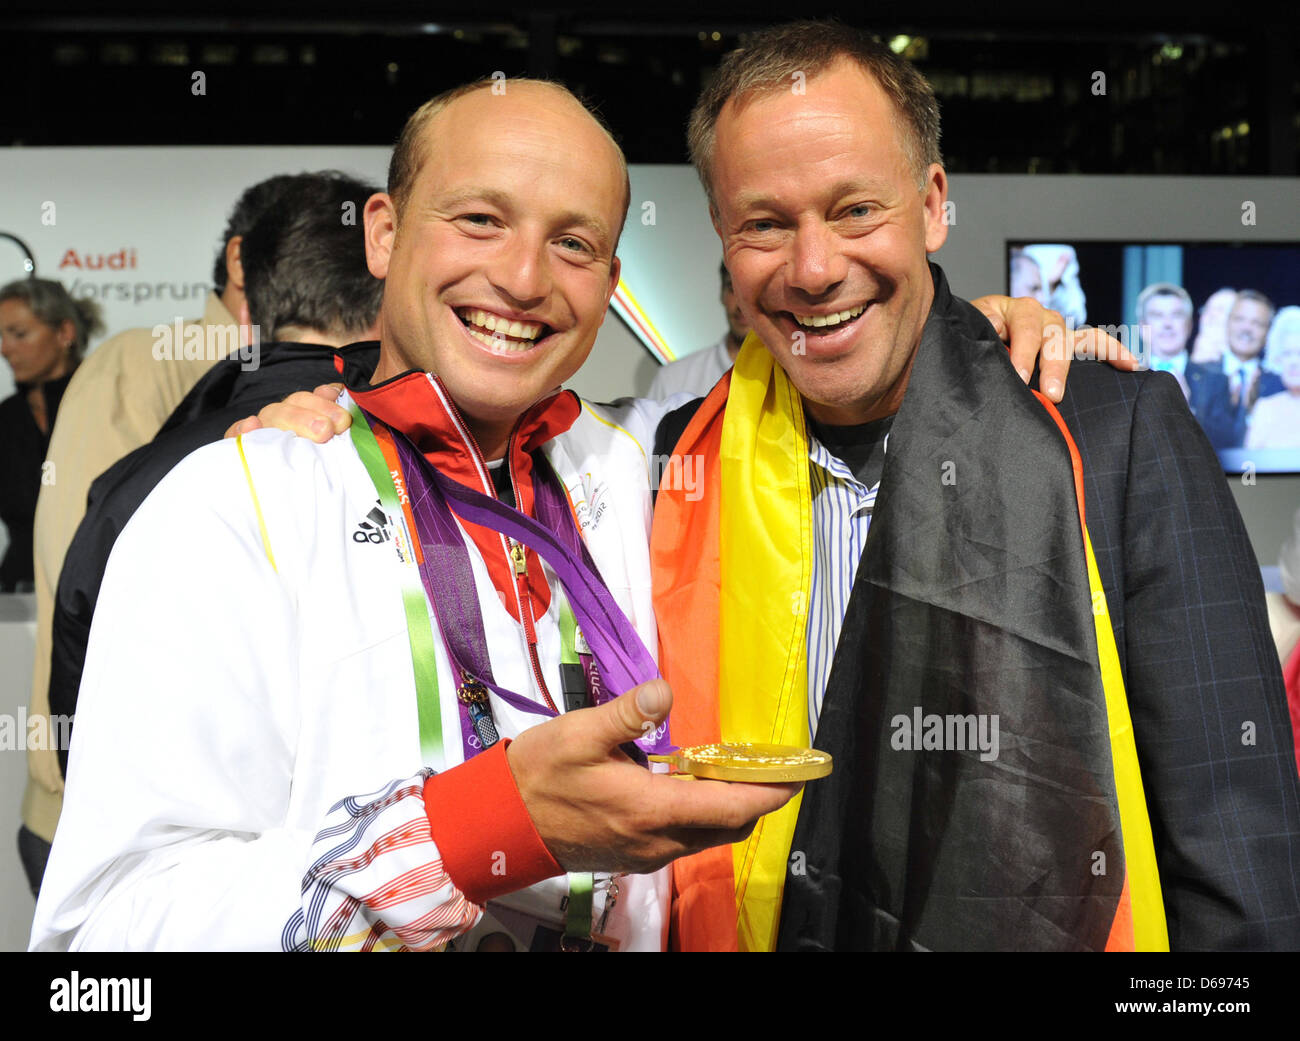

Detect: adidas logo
353,503,393,545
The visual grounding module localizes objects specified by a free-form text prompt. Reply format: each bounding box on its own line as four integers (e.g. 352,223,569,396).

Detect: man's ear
224,235,245,291
364,193,397,279
597,256,621,327
606,256,621,304
921,163,949,254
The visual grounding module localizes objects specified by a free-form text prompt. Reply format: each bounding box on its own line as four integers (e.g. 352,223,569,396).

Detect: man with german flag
653,21,1300,951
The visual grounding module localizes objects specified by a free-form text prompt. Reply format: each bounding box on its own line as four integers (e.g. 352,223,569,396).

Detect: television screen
1006,241,1300,475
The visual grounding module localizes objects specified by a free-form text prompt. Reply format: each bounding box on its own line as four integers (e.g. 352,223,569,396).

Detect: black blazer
777,267,1300,950
1054,361,1300,949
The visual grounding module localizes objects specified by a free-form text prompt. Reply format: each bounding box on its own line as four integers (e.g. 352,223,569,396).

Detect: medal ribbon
347,402,446,769
351,403,668,754
388,423,665,720
351,400,657,945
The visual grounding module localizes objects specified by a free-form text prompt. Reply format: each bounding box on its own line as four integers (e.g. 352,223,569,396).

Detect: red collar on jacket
341,356,581,624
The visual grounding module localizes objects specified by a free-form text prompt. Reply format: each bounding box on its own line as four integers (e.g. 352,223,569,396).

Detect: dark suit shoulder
1052,358,1171,409
1050,362,1215,459
1048,361,1152,458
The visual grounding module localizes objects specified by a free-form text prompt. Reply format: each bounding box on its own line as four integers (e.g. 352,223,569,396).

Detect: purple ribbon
384,418,670,757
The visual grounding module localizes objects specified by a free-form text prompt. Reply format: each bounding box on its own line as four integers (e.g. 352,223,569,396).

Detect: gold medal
648,743,832,782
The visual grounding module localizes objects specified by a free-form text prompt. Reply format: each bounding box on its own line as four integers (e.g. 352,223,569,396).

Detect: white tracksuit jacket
30,382,681,951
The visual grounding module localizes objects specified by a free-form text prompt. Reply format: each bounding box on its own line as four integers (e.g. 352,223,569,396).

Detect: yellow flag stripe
719,335,813,952
1083,526,1168,951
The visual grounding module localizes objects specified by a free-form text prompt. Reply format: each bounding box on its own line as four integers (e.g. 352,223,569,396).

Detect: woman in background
1246,306,1300,451
0,279,103,591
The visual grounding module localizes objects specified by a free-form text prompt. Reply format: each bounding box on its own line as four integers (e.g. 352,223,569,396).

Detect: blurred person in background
0,279,103,594
1245,306,1300,450
1022,243,1086,326
46,171,384,788
1194,289,1281,448
1008,249,1047,306
1189,287,1236,365
1137,282,1234,449
648,261,750,400
21,174,298,899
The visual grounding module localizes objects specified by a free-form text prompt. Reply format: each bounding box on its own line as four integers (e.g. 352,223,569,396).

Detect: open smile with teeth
792,304,867,333
457,307,551,353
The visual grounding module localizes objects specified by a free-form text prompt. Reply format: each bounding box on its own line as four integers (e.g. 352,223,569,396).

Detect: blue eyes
457,216,592,255
744,207,873,234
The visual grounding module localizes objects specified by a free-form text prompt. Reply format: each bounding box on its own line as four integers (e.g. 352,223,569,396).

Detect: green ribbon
352,403,601,946
348,403,444,767
564,872,594,944
558,589,580,666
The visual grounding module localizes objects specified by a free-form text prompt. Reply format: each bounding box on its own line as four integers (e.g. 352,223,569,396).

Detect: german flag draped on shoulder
652,264,1167,952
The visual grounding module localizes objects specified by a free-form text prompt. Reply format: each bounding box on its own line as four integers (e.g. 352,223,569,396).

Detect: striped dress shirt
806,432,884,737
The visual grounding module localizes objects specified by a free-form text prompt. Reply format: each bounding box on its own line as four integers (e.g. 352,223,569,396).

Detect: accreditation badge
443,875,623,952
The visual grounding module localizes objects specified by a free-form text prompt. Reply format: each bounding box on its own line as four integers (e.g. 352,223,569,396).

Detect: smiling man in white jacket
30,78,799,952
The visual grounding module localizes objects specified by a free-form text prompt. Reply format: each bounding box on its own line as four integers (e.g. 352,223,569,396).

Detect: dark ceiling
4,2,1296,174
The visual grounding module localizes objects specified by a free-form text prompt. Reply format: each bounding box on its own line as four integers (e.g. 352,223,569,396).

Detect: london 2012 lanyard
558,589,606,714
348,400,550,764
349,400,663,946
349,402,671,759
398,435,668,722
